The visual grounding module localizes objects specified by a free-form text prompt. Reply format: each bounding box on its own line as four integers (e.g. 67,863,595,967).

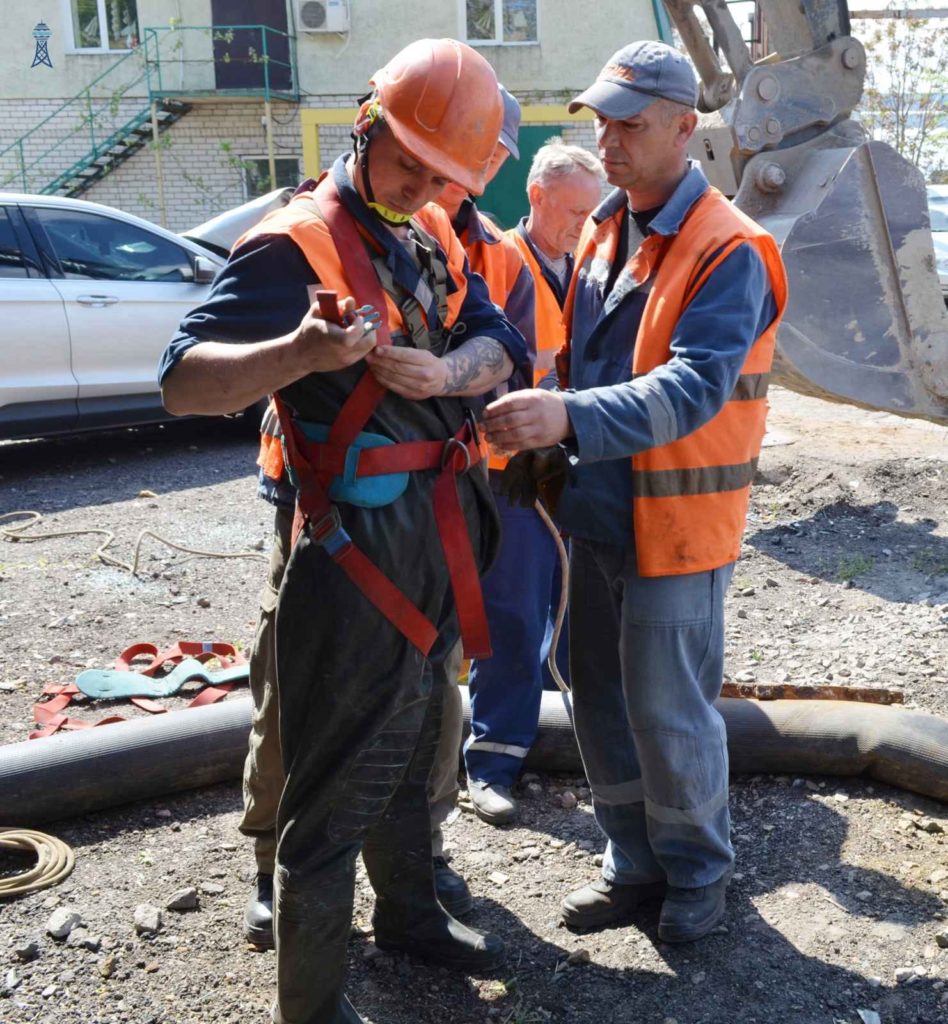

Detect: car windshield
928,195,948,232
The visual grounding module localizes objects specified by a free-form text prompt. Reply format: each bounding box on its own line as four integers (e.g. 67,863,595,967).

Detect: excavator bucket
665,0,948,425
737,140,948,424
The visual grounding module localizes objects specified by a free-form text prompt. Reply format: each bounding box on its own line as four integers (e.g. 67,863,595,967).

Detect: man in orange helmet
159,39,529,1024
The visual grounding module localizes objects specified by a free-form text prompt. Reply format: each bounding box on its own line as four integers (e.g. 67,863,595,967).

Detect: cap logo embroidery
602,62,635,83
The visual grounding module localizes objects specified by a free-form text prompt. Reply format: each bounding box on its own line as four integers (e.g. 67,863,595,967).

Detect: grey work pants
569,537,735,890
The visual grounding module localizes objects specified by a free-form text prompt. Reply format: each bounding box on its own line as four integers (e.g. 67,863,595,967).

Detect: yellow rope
0,510,267,576
0,829,75,898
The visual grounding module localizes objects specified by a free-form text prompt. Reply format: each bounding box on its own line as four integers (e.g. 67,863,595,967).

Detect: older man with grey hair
462,138,603,825
517,138,604,305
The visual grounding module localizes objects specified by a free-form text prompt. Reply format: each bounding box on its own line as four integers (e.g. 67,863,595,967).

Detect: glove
499,446,568,517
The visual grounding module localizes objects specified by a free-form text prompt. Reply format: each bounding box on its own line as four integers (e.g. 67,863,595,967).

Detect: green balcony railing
0,23,298,196
142,23,298,103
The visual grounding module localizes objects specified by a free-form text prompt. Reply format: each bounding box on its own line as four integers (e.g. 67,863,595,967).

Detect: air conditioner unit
297,0,350,33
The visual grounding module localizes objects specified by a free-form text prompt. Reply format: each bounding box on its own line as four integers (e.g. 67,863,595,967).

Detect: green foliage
836,554,874,582
911,547,948,576
855,5,948,179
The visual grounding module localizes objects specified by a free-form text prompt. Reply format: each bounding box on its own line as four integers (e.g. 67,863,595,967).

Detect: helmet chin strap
357,128,413,226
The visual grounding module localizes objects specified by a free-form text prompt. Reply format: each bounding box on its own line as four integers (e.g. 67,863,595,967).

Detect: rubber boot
363,808,505,972
245,872,275,947
273,861,364,1024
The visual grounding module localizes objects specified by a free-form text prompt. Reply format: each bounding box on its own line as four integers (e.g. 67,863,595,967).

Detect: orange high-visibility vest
247,189,469,485
561,186,788,577
505,227,566,384
457,212,534,473
461,213,525,314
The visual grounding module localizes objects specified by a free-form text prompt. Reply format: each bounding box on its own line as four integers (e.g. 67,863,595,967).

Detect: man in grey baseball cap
569,40,699,119
482,37,785,946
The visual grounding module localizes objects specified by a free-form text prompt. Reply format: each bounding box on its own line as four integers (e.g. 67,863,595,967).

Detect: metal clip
442,437,472,474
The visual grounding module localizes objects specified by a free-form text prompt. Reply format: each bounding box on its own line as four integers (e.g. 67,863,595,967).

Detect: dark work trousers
238,503,294,873
271,475,489,1024
239,505,470,874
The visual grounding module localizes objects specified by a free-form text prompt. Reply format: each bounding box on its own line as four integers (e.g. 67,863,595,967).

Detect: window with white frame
462,0,538,45
69,0,139,51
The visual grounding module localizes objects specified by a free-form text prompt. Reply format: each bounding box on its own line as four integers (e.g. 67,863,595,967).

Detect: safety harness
31,641,247,739
271,172,492,659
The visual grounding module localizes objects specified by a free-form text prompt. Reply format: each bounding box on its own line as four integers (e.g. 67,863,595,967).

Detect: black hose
1,692,945,825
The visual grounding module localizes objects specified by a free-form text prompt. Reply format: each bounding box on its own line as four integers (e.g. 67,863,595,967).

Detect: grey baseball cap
569,41,698,119
499,85,521,159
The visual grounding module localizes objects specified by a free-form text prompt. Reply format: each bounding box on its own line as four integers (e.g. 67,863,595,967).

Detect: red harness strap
30,641,247,739
272,174,491,659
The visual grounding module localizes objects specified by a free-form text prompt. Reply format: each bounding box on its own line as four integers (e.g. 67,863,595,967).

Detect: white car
928,184,948,306
0,188,291,441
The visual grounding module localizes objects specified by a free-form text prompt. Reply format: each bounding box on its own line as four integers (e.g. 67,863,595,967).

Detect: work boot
274,864,356,1024
271,993,365,1024
244,872,274,948
468,780,518,825
433,855,474,918
374,900,505,972
364,808,505,973
561,877,666,931
658,870,732,943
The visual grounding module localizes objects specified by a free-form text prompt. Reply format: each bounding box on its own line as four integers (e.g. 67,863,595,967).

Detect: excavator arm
663,0,948,424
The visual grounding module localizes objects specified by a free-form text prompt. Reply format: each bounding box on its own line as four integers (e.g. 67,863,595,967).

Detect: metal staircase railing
0,23,298,198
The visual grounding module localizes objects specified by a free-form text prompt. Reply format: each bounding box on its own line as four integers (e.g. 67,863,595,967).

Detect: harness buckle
308,506,352,558
442,437,472,474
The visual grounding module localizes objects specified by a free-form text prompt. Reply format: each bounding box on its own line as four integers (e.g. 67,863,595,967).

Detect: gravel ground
1,387,947,1024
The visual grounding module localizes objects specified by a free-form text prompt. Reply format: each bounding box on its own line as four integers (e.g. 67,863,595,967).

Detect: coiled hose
0,828,75,897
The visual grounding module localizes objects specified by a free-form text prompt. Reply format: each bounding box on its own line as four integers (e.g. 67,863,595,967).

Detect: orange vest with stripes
561,186,788,577
505,227,566,384
246,191,469,484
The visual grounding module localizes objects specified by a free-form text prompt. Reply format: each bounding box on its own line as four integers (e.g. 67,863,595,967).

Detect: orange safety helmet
363,39,503,196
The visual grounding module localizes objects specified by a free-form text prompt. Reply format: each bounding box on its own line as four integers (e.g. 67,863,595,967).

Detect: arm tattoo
441,336,507,394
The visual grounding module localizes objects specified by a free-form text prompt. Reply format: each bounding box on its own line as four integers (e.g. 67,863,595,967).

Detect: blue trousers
569,537,734,889
465,494,568,787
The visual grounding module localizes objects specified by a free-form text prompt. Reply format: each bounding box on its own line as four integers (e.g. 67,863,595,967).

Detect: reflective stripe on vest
564,186,788,576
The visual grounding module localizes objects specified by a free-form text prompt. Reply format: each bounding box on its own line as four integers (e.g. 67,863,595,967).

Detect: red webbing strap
271,176,488,658
433,426,492,659
114,640,245,675
297,437,480,478
311,175,392,451
332,543,439,655
272,392,440,657
29,640,246,739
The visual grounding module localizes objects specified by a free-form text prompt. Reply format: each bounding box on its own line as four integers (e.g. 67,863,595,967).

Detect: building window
462,0,538,45
69,0,139,51
242,157,300,200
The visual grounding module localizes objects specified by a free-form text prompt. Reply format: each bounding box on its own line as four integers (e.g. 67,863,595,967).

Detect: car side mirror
193,255,218,284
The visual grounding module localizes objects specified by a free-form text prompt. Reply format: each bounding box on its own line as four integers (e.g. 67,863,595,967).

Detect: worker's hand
294,295,378,373
500,446,569,516
483,389,572,451
365,345,449,399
